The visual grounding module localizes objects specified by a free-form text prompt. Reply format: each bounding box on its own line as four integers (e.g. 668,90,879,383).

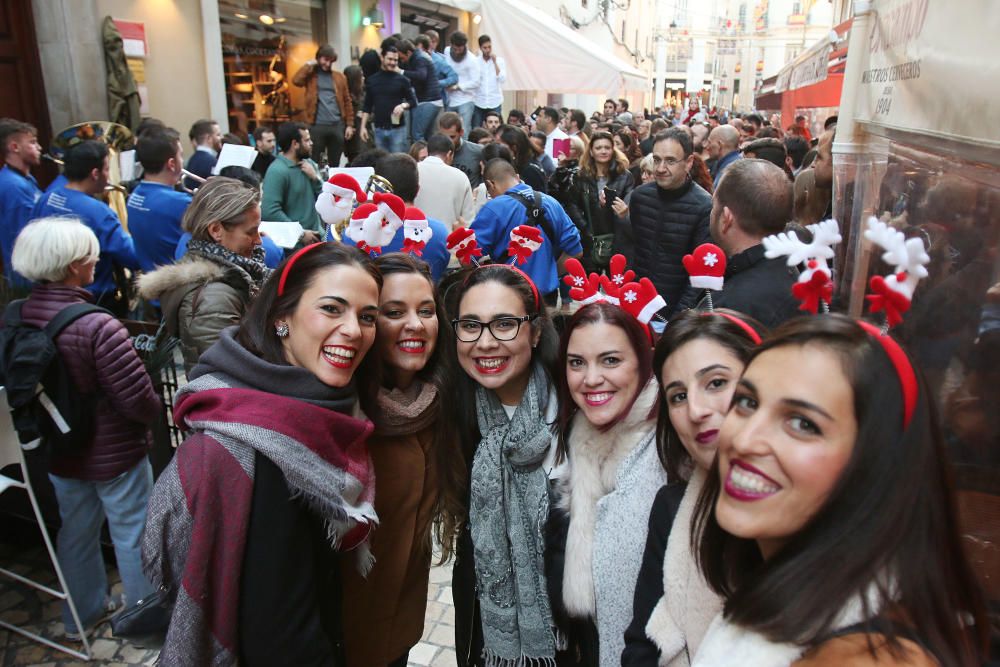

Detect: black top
624,179,713,317
239,452,344,666
362,70,418,129
621,483,687,666
696,244,803,330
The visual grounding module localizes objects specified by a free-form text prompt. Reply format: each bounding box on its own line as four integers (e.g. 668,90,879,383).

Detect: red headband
856,320,917,429
465,263,541,312
704,311,762,345
278,242,324,296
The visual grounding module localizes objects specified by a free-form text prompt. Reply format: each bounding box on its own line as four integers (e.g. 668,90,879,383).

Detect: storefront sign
775,42,832,93
856,0,1000,147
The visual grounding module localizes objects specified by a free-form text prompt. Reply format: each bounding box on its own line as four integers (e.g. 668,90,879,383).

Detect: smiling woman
142,243,385,666
690,314,988,667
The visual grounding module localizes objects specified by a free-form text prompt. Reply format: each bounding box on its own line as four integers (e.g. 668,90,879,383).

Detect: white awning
480,0,648,94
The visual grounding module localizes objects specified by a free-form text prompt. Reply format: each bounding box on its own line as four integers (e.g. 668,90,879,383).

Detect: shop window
218,0,326,140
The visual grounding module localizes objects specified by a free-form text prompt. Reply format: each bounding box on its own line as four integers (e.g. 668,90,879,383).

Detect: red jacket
19,284,159,480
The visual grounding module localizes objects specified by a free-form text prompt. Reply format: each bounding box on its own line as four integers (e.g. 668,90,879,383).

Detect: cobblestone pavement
0,541,457,666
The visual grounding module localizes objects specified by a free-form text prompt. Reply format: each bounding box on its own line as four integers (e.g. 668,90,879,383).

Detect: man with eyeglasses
621,127,712,320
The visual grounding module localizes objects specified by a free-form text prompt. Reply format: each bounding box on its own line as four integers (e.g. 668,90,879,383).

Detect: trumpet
182,169,207,184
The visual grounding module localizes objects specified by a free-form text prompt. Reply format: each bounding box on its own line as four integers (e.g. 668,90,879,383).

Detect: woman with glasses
339,253,465,667
544,302,663,666
447,264,562,666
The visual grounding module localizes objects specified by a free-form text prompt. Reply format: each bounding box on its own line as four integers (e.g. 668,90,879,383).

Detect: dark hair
496,124,536,174
654,127,694,158
375,152,419,202
540,107,560,125
344,65,365,99
252,125,274,142
380,36,400,52
615,128,642,163
529,130,547,144
755,126,781,139
483,110,502,124
446,264,560,460
743,138,788,169
349,148,388,169
437,111,463,132
714,158,792,237
449,31,468,47
482,153,516,182
372,253,466,563
236,244,383,408
136,128,180,174
135,117,166,139
652,309,764,480
63,140,109,181
427,133,453,156
276,122,309,152
0,118,38,158
477,34,491,46
408,140,427,162
381,44,399,58
784,136,809,169
824,115,838,130
316,44,337,60
507,109,525,123
567,109,587,131
222,132,244,146
555,302,655,462
397,39,414,54
188,118,217,143
218,165,261,189
618,98,629,111
690,154,714,194
650,118,669,134
414,34,430,50
468,127,493,145
604,99,616,109
692,314,988,665
744,113,763,128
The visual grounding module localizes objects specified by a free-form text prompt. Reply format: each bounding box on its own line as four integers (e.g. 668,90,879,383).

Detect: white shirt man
445,37,481,109
473,36,506,111
414,134,475,229
535,107,568,160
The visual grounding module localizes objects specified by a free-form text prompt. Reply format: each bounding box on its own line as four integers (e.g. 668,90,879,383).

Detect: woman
340,253,465,667
638,154,655,185
408,140,428,162
139,177,269,373
546,303,662,666
142,243,382,666
449,264,561,666
10,217,160,641
614,128,643,183
622,309,764,666
691,315,988,666
344,64,371,163
573,130,635,272
496,124,548,193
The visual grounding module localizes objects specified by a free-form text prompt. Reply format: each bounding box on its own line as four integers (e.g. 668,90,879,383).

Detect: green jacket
261,154,323,233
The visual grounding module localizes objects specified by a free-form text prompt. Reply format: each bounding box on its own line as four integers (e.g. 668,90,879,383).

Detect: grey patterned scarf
186,238,272,297
471,363,556,667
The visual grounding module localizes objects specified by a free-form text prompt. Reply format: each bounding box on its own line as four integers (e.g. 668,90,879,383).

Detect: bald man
706,124,742,187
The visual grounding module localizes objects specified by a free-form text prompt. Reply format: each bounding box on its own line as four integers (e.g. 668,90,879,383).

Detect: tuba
48,121,135,230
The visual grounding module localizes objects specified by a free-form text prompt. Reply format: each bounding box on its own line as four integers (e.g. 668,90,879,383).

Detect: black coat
695,244,803,330
621,483,686,666
622,179,712,316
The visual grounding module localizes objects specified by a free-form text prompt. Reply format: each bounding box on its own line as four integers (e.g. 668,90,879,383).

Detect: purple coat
18,284,160,480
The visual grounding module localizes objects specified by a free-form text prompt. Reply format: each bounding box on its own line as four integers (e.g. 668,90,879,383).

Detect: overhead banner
856,0,1000,148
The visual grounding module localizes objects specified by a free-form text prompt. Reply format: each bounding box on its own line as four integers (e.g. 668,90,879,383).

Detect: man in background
472,34,506,130
127,128,191,272
706,124,742,187
251,125,276,179
360,45,418,153
0,118,42,286
184,118,221,189
444,31,481,138
437,111,484,188
535,107,568,160
423,30,458,108
415,133,475,229
292,44,355,168
262,122,323,244
398,38,443,143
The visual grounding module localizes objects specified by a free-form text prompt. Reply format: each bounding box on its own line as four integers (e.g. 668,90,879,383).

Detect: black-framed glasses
452,315,537,343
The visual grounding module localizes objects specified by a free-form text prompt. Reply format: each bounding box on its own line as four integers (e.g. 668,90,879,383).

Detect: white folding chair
0,388,91,661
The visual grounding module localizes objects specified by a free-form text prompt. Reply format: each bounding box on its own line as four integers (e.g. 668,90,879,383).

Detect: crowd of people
0,26,992,667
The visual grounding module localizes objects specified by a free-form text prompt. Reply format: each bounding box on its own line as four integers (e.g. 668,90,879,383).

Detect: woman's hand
611,197,628,218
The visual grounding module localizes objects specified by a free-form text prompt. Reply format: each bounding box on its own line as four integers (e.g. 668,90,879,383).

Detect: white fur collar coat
559,379,666,667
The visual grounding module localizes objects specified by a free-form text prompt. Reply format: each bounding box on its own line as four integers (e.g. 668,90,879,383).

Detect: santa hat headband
562,253,666,327
322,173,366,201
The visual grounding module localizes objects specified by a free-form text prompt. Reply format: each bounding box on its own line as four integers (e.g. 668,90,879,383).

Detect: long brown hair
693,315,988,665
373,253,466,563
579,130,629,180
690,154,714,193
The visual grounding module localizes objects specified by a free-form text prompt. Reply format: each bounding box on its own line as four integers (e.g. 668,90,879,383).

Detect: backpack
494,190,559,265
0,299,110,453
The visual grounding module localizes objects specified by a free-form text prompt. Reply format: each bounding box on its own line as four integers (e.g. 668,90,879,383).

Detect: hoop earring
275,321,289,338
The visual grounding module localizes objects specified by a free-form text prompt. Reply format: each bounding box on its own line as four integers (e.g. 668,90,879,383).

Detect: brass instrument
48,121,136,230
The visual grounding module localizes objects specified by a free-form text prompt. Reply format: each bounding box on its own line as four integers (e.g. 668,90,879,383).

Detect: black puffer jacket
621,179,712,316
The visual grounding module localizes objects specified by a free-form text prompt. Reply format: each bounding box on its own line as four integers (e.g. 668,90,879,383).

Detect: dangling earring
275,321,289,337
